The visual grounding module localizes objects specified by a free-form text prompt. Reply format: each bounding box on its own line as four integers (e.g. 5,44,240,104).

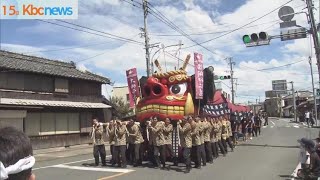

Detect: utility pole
306,0,320,87
290,81,297,122
309,56,318,126
228,57,235,104
142,0,151,77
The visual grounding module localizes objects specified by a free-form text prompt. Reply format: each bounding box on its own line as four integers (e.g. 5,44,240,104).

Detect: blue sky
1,0,319,103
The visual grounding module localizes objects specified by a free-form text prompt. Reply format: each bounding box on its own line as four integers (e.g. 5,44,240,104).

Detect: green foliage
109,96,133,118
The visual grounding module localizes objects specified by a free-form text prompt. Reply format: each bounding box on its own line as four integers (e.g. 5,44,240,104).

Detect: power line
56,20,143,45
150,20,281,37
76,51,109,63
21,42,111,54
121,0,143,9
20,34,141,54
147,2,226,58
219,81,231,89
36,20,143,46
258,60,305,71
240,59,305,72
182,0,294,49
164,51,195,67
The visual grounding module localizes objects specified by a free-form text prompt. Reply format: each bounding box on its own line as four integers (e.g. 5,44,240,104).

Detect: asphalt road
33,118,319,180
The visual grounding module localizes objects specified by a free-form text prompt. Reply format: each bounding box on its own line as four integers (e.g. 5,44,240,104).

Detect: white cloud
1,43,44,55
2,0,320,105
77,63,88,71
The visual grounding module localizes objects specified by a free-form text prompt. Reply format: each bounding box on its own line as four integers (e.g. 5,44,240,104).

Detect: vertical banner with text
194,52,204,99
126,68,140,107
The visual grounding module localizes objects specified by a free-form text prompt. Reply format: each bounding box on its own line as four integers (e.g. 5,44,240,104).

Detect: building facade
282,91,313,119
264,97,282,117
112,86,130,104
0,50,112,149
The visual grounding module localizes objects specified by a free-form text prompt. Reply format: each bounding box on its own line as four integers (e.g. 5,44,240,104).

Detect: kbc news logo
1,0,78,19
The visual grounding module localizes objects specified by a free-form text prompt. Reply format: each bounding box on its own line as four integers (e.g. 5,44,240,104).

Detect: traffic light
220,75,231,80
242,32,270,47
214,75,231,80
317,89,320,96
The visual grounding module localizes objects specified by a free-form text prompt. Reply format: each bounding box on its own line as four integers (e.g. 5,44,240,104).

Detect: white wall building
112,86,130,103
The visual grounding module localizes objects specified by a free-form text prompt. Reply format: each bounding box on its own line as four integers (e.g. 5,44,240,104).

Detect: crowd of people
90,111,267,173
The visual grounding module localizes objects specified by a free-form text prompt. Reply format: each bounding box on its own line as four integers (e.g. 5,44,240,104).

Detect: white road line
53,164,134,173
33,155,111,171
293,125,300,128
270,121,275,126
270,126,274,128
262,126,267,128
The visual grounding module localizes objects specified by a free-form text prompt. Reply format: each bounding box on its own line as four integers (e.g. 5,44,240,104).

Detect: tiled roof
0,98,111,108
0,50,111,84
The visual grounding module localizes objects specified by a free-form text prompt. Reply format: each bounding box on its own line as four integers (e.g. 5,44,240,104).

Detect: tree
109,96,133,118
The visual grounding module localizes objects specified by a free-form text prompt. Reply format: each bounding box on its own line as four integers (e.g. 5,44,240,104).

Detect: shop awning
0,98,111,109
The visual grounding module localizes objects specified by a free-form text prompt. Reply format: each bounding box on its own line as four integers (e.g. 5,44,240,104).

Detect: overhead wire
181,0,294,49
36,20,144,46
55,20,143,45
146,1,227,58
151,20,281,37
21,34,140,54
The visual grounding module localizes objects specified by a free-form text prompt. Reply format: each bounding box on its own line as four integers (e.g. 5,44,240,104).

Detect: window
55,113,68,134
80,112,92,133
40,113,55,135
55,78,69,93
25,113,41,136
7,72,24,90
25,112,80,136
68,113,80,133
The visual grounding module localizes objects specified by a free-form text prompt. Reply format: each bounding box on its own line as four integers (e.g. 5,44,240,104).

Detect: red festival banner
194,53,204,99
126,68,140,107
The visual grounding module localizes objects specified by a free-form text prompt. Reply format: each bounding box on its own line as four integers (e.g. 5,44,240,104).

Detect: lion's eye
169,83,187,95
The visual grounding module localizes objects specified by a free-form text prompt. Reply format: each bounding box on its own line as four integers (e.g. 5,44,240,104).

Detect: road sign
278,6,295,22
280,20,297,28
280,27,307,41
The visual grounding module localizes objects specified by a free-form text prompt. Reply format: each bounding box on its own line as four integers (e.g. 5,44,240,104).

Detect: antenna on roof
70,61,76,67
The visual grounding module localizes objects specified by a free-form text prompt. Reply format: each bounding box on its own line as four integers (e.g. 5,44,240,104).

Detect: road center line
53,164,134,173
98,172,132,180
33,155,111,171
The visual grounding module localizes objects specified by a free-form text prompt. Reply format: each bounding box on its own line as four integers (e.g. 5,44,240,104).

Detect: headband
0,156,35,180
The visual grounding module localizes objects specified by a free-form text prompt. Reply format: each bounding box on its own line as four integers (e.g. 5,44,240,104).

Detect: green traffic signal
243,35,251,43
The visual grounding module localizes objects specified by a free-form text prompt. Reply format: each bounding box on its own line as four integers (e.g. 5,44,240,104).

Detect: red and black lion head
136,56,215,122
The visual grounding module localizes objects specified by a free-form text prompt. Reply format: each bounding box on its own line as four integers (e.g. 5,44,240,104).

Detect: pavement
32,117,320,180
